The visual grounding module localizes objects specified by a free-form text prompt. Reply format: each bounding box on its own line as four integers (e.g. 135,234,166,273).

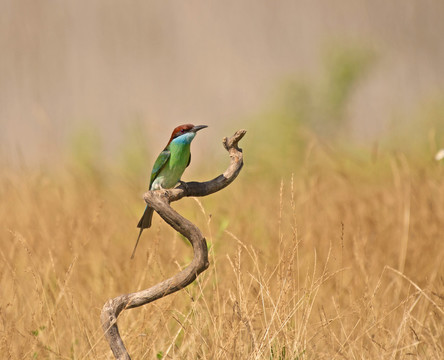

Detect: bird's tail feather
131,228,143,259
131,206,154,259
137,206,154,229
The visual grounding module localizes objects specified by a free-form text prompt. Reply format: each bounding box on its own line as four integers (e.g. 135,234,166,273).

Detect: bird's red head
165,124,207,147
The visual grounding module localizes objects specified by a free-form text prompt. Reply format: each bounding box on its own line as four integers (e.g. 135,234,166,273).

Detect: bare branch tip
223,129,247,151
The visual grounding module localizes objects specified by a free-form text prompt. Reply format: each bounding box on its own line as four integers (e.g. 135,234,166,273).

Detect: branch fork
101,129,246,359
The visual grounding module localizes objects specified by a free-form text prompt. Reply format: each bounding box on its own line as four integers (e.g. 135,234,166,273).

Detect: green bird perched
131,124,208,259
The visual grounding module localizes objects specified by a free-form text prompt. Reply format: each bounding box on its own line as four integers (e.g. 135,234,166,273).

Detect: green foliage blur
68,125,104,186
245,45,376,181
118,120,151,188
386,100,444,160
245,44,444,183
65,44,444,188
321,45,375,129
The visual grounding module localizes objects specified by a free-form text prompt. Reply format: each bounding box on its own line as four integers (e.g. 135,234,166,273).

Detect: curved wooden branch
101,129,246,360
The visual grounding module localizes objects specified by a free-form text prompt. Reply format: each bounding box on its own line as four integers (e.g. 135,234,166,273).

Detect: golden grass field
1,137,444,359
2,2,444,359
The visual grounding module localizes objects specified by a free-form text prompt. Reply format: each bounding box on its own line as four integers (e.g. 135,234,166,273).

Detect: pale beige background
1,0,443,163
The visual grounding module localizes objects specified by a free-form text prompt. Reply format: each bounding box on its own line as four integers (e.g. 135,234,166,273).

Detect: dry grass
1,150,444,359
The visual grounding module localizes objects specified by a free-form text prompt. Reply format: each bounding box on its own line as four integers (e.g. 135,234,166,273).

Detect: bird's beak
192,125,208,133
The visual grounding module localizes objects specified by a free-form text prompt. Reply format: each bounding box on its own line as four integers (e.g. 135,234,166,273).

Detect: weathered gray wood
101,129,246,359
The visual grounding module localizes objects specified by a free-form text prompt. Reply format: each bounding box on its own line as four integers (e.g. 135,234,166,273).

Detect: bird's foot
153,185,170,198
163,189,171,198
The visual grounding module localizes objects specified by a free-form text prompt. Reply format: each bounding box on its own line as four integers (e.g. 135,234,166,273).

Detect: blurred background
3,2,444,358
1,0,444,168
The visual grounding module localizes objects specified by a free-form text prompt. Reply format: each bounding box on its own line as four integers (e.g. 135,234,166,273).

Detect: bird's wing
149,149,170,188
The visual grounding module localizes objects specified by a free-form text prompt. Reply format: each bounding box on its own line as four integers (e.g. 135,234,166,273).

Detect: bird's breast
151,143,191,190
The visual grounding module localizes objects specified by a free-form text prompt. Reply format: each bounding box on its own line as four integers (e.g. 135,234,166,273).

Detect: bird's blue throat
171,132,196,145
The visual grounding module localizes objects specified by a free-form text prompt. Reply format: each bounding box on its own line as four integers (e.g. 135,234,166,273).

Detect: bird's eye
181,129,185,133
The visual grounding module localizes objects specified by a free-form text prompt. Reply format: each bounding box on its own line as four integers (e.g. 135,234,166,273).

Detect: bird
131,124,208,259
